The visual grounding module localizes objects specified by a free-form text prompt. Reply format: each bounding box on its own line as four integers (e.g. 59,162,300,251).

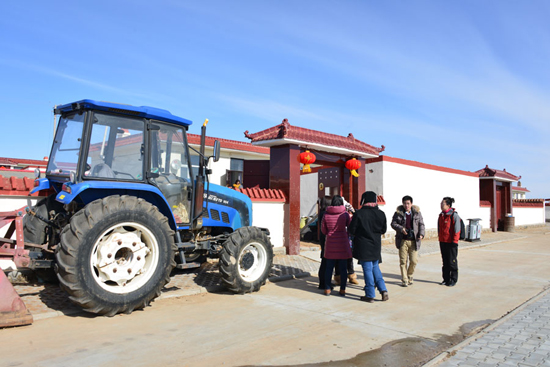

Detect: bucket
504,216,515,232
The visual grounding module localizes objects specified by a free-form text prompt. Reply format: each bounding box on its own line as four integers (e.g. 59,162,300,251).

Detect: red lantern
345,158,361,177
299,150,316,173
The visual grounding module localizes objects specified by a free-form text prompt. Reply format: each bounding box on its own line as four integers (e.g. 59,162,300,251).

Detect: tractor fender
29,178,50,194
55,181,179,230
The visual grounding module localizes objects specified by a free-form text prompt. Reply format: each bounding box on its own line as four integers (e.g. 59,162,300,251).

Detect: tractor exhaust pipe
193,119,209,229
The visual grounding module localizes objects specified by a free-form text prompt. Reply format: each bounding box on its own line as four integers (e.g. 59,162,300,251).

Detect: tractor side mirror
212,140,221,162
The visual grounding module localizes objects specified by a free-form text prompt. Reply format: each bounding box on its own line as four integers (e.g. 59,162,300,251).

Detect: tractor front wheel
56,195,175,316
219,227,273,293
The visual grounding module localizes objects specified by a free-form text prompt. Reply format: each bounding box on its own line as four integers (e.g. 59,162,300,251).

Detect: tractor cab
44,100,212,228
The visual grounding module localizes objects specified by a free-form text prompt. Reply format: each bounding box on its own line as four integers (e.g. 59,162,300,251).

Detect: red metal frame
0,207,31,268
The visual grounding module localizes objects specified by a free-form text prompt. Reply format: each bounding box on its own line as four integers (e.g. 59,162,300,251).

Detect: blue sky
1,1,549,198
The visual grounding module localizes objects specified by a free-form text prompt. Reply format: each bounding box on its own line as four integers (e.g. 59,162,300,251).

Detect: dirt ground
1,226,549,367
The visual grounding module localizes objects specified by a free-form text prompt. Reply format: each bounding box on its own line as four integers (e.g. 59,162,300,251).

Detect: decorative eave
512,186,530,193
476,165,521,183
244,119,384,159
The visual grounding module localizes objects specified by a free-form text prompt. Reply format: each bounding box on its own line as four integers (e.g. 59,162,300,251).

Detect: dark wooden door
496,186,504,230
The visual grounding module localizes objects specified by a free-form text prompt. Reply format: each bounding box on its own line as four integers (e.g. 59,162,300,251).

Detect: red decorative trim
235,187,286,202
513,199,544,208
377,195,386,205
480,200,491,207
365,156,479,177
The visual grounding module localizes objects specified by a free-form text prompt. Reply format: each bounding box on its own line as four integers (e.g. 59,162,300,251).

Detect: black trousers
335,258,355,276
439,242,458,283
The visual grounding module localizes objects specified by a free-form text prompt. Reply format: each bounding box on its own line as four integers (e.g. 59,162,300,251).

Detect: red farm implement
0,208,33,328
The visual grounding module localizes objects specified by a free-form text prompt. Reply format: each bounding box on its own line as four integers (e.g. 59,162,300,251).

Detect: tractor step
175,262,202,270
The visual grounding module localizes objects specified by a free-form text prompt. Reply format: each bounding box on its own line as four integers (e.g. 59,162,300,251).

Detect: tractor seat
90,163,116,178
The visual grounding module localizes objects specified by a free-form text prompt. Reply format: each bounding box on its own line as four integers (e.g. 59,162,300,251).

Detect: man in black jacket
391,195,425,287
348,191,389,303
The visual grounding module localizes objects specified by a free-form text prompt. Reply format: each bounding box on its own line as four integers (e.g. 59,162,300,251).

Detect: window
227,158,244,187
85,113,144,180
47,112,85,175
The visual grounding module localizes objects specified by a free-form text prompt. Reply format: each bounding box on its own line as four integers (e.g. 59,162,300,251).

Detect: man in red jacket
438,197,461,287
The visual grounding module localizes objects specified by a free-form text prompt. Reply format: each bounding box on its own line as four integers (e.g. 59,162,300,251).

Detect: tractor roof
55,99,192,127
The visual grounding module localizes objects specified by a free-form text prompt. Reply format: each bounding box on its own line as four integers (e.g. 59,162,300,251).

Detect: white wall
251,201,284,248
546,206,550,222
300,173,318,218
514,207,546,226
0,196,42,238
375,161,485,231
208,156,231,186
479,207,491,231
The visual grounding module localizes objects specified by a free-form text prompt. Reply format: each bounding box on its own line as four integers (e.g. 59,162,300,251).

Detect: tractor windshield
47,112,86,176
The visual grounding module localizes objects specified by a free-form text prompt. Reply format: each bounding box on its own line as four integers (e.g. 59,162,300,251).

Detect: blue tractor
23,100,273,316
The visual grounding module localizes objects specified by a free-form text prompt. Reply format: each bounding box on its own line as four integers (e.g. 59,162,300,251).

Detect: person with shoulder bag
391,195,425,287
321,195,352,296
437,196,461,287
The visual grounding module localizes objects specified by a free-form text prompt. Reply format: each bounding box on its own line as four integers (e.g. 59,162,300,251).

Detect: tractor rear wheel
219,227,273,293
56,195,176,316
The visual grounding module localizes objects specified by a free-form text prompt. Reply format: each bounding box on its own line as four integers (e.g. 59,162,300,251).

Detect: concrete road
1,230,549,367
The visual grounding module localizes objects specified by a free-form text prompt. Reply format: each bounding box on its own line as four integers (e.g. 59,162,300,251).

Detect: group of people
318,191,461,302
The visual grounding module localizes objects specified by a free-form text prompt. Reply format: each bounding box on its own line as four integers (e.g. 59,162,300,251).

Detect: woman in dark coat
348,191,389,303
321,195,352,296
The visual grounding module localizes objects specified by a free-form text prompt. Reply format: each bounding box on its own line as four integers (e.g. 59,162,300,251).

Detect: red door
496,186,504,230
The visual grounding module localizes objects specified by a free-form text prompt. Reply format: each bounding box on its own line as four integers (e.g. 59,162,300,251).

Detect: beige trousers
399,239,418,283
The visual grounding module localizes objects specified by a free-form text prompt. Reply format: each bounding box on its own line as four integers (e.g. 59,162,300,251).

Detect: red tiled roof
475,165,520,181
244,119,384,157
512,186,529,192
235,187,285,202
513,199,544,208
188,134,269,155
0,176,40,196
0,157,48,168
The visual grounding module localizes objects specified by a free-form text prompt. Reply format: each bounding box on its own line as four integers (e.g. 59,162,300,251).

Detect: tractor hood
203,183,253,229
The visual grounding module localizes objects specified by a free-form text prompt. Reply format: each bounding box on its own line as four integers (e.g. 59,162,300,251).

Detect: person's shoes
348,273,359,285
401,281,408,287
381,291,389,301
334,275,341,284
319,285,334,290
447,280,457,287
440,281,448,286
324,289,331,296
408,278,413,286
339,289,346,297
360,296,374,303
